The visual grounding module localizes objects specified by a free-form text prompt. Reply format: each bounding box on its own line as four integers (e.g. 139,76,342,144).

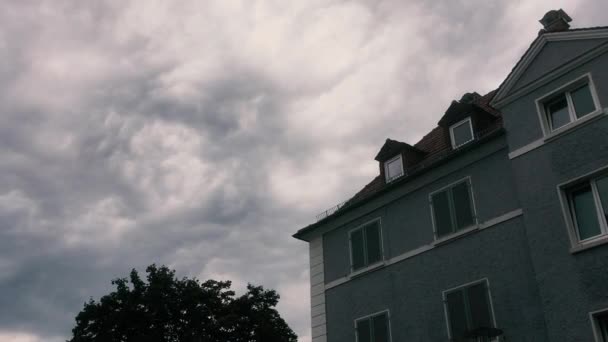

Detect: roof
294,91,502,240
349,90,498,203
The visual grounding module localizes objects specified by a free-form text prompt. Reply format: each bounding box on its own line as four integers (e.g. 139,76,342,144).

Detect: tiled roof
343,90,501,209
295,89,505,238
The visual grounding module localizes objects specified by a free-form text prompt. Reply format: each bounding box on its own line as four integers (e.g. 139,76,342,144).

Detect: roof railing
316,201,347,221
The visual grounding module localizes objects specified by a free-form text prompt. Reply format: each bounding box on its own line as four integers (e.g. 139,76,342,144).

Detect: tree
69,264,298,342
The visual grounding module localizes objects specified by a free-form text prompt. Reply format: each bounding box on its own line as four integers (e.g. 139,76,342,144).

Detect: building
293,10,608,342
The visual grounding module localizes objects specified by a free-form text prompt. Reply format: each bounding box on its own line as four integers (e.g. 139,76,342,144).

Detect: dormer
375,139,426,183
438,92,499,149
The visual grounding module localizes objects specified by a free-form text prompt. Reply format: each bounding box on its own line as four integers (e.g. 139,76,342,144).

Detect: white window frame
535,73,603,138
348,218,385,275
449,117,474,148
384,154,404,183
442,278,499,342
590,307,608,342
354,309,393,342
429,176,479,242
558,165,608,252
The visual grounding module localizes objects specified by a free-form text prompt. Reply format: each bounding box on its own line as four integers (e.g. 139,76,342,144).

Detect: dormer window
450,117,474,148
384,155,404,183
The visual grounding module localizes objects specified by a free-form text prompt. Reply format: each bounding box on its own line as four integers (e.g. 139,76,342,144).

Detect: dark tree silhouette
68,264,298,342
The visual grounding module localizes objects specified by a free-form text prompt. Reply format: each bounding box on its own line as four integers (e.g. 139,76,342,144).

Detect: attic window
384,155,404,183
450,118,474,148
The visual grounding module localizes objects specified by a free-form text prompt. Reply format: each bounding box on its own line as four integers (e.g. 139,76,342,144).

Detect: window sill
349,261,386,279
544,108,606,143
570,235,608,254
433,225,479,246
386,172,406,184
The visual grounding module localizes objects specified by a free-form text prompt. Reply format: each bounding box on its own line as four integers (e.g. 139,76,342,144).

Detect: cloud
0,0,606,341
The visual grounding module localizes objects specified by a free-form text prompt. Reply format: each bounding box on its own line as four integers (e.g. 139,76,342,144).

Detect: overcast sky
1,1,607,341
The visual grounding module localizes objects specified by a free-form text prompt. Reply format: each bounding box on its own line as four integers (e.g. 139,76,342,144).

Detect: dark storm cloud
0,1,606,341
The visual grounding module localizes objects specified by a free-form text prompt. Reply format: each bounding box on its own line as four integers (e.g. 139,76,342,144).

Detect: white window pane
571,185,602,240
452,121,473,147
571,84,596,118
596,176,608,225
386,157,403,180
546,96,570,130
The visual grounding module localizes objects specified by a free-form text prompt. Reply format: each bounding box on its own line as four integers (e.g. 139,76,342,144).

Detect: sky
1,1,607,341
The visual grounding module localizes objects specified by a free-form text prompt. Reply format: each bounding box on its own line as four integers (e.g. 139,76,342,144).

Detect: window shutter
446,290,468,340
467,282,492,330
356,319,372,342
365,222,382,265
372,313,390,342
432,191,453,237
350,229,366,271
452,181,474,229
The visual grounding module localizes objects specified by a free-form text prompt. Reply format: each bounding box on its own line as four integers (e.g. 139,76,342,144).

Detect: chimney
460,92,481,104
539,9,572,33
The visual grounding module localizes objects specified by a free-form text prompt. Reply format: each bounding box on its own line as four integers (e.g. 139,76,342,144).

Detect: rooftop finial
539,9,572,33
460,92,481,104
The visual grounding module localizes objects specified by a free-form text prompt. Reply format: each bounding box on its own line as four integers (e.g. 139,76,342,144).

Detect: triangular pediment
492,28,608,107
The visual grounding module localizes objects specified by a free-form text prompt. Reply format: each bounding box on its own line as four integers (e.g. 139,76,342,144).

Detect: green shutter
467,282,492,330
571,84,596,118
452,182,474,230
372,313,389,342
356,318,372,342
365,222,382,265
432,190,453,237
351,229,366,270
572,185,602,240
446,290,468,339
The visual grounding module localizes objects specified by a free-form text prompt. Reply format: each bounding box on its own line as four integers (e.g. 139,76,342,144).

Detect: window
450,118,474,148
591,309,608,342
537,74,601,135
565,174,608,244
384,155,404,182
355,311,391,342
443,280,497,341
349,220,383,272
430,179,476,239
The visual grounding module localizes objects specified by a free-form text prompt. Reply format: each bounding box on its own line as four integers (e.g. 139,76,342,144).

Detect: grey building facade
294,11,608,342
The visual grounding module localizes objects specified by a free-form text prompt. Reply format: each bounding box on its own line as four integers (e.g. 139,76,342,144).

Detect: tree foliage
69,264,298,342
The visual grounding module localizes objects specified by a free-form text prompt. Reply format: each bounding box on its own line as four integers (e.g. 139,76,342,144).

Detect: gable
492,27,608,107
510,38,608,93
